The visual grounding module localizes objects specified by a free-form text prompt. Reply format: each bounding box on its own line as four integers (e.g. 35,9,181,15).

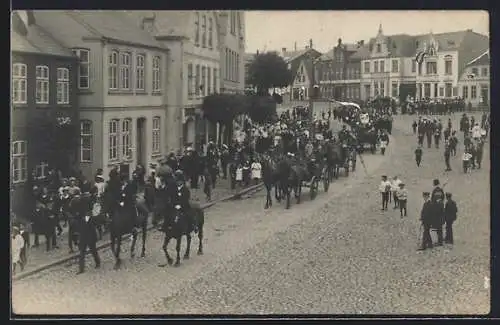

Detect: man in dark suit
418,192,434,251
444,192,458,244
77,192,101,274
430,179,445,246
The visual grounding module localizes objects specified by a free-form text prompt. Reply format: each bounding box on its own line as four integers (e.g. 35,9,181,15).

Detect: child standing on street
397,183,408,217
379,175,392,211
414,146,423,167
462,150,472,173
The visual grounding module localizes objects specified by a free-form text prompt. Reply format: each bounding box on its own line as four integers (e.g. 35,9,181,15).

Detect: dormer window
376,44,381,53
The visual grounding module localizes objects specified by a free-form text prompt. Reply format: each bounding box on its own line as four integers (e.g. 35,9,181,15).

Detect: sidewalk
15,176,260,278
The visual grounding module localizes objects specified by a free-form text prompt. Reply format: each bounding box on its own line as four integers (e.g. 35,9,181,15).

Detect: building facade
317,38,367,101
34,11,169,179
218,11,245,94
285,41,322,101
360,25,489,102
11,11,79,217
458,50,490,107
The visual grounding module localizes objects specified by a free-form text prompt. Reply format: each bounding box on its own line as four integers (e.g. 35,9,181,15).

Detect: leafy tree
202,94,246,126
246,95,277,124
247,52,293,95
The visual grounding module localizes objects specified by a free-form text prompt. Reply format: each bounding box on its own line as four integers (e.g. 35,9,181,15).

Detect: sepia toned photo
10,10,489,315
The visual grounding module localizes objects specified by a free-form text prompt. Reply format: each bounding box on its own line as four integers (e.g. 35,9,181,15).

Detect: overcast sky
245,11,489,53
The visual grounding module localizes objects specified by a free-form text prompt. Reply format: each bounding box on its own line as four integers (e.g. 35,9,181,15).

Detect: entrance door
481,85,489,105
136,118,147,166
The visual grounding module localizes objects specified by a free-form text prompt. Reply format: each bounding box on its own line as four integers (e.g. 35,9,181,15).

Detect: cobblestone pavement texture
17,172,252,276
12,113,489,315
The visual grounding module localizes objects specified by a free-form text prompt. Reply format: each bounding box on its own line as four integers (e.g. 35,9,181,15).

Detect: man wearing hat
431,179,445,246
163,170,191,233
444,192,458,244
418,192,434,250
76,190,101,274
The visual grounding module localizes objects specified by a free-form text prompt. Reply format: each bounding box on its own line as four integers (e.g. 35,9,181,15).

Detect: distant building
360,25,489,101
285,40,322,101
457,50,490,107
218,11,245,94
11,11,79,217
317,38,368,101
34,10,169,179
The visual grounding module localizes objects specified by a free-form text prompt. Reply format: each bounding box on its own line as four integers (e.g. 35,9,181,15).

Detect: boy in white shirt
379,175,392,211
462,150,472,173
396,183,408,217
391,176,402,209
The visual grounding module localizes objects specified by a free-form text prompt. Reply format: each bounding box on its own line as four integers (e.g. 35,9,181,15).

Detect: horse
277,157,295,209
159,201,205,267
104,179,149,270
261,154,282,209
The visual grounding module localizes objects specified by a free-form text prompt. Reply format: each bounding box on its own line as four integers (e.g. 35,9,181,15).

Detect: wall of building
458,64,490,106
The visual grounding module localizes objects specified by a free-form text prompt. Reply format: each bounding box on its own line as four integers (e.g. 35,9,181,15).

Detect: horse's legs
159,234,173,267
114,236,122,270
285,185,291,209
130,228,138,259
184,233,191,259
275,181,281,202
174,236,182,266
265,185,271,209
110,232,116,256
197,226,204,255
296,182,301,204
140,220,147,257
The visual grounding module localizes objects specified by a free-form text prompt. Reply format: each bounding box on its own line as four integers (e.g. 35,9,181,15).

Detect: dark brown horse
261,155,282,209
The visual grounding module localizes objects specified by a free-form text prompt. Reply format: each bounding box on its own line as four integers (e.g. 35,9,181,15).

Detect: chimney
282,47,287,54
337,38,342,47
256,50,259,55
309,39,313,49
294,42,297,51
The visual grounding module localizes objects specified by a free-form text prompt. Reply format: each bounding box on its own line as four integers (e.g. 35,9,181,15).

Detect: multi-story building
218,11,245,94
244,52,256,91
458,50,490,107
130,11,221,150
11,11,79,217
361,25,489,102
317,38,368,101
285,40,322,100
34,11,169,179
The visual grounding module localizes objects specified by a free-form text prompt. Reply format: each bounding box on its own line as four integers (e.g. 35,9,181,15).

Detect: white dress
236,168,243,181
11,234,24,265
251,162,262,179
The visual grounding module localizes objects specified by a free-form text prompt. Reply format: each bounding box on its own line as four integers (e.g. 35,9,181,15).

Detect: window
418,63,422,75
236,54,239,81
462,86,468,99
481,67,488,77
12,63,27,104
202,15,207,48
374,61,378,73
109,119,119,161
119,52,131,89
108,51,118,90
230,12,236,35
121,119,132,160
195,12,200,46
135,54,145,91
411,60,416,73
453,87,457,97
195,65,200,96
424,83,431,98
201,66,206,96
374,83,379,96
213,68,218,92
380,82,385,97
391,82,398,97
207,68,212,94
56,68,70,104
445,83,452,98
445,58,452,75
391,60,398,73
35,66,49,104
72,49,90,89
480,84,489,102
152,116,161,154
225,49,229,80
12,141,28,183
35,162,49,180
188,64,194,99
439,87,444,97
228,50,232,81
380,61,385,73
80,120,92,162
152,56,161,92
471,85,477,99
426,61,437,75
376,44,381,53
364,62,370,73
471,67,478,76
208,18,213,49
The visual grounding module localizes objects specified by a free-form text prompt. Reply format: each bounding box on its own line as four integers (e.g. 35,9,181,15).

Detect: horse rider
164,170,192,232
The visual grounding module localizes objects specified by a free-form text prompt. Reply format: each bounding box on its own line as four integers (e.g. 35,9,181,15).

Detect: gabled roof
11,11,75,57
127,10,193,39
343,43,359,52
350,45,371,60
386,34,415,57
33,10,165,49
466,50,489,67
283,48,321,63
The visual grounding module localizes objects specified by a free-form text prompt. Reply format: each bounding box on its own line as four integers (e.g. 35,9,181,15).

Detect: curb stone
13,183,264,281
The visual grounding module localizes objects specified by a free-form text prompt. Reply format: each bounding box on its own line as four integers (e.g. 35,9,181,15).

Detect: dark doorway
136,117,146,166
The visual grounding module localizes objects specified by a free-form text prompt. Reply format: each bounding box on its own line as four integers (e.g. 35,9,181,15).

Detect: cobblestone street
12,114,489,315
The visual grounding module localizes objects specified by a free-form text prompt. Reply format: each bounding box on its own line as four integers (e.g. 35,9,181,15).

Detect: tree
247,52,293,95
246,95,277,124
